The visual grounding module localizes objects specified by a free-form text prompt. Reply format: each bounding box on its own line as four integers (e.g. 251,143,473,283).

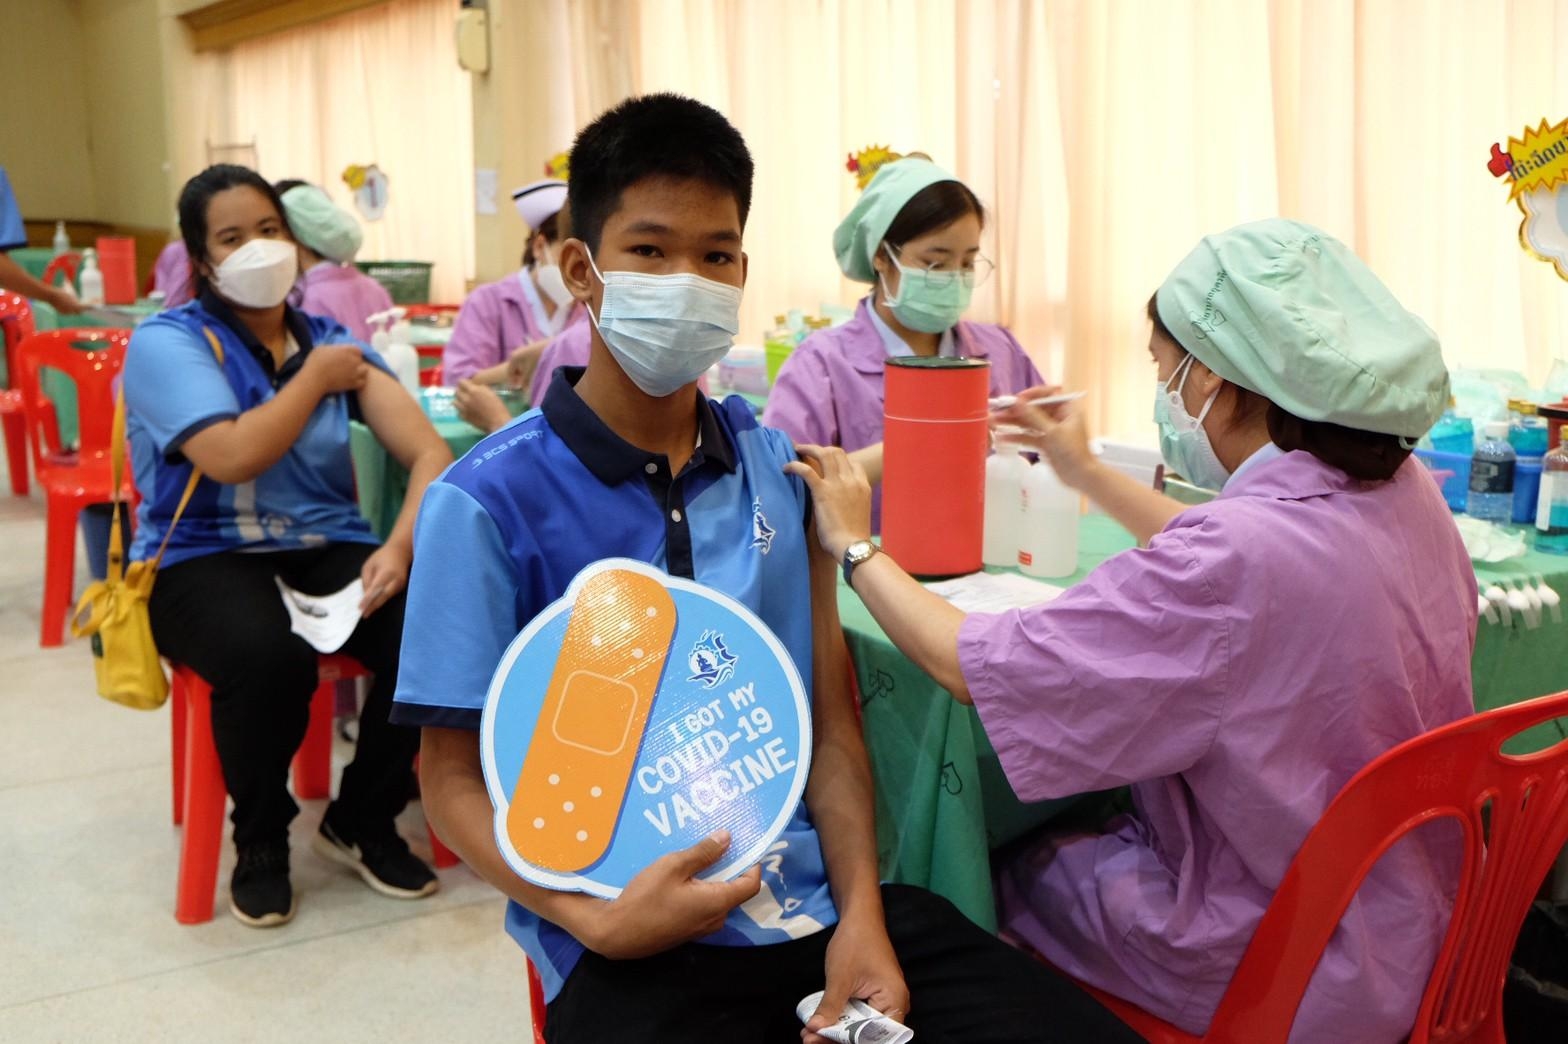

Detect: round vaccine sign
480,558,813,898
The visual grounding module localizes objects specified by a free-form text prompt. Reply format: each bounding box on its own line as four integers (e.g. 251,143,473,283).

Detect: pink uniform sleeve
761,347,839,447
958,523,1231,799
442,288,502,384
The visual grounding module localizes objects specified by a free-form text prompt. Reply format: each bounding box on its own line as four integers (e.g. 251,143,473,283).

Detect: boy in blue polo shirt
393,94,1136,1043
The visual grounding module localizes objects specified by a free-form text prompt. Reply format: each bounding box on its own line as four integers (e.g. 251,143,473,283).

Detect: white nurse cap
512,179,568,231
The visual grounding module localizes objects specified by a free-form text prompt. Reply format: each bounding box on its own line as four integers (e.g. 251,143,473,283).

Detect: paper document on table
275,577,364,653
923,571,1066,613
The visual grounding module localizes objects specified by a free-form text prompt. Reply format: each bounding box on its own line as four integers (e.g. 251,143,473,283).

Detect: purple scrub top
443,272,584,385
958,450,1476,1042
296,262,393,343
153,241,194,307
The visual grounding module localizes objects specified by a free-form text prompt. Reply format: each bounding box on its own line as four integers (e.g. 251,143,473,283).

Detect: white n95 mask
533,246,576,309
587,251,741,398
212,238,299,309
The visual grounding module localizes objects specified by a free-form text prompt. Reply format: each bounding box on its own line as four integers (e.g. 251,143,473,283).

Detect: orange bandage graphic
506,568,677,871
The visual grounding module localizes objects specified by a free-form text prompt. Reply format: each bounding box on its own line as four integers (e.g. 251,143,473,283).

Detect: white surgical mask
533,248,575,309
586,251,741,398
1153,355,1232,490
212,238,299,309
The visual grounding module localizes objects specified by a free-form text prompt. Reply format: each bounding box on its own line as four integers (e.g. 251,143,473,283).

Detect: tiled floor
0,470,533,1041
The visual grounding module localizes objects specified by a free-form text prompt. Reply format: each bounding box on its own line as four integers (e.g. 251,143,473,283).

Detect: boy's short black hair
568,93,754,253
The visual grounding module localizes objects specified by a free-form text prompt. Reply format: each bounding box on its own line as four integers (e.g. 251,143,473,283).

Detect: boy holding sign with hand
393,94,1134,1044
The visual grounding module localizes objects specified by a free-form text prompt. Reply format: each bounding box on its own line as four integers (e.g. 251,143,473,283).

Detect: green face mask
880,247,974,334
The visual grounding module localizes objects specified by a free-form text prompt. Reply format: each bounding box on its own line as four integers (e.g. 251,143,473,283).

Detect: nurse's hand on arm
798,520,908,1041
846,442,884,487
418,727,762,959
181,343,368,485
357,367,454,614
994,386,1185,546
786,446,971,704
454,378,513,434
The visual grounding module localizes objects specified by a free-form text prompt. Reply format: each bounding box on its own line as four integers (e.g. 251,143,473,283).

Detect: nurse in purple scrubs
276,181,392,342
764,157,1043,530
442,178,584,386
789,219,1475,1044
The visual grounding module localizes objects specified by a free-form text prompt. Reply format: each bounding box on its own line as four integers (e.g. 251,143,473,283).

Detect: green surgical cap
281,185,363,264
1155,218,1449,438
833,158,959,283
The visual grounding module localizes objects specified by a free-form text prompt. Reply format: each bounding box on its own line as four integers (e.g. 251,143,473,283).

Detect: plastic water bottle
78,248,105,306
982,451,1026,567
1017,458,1079,578
52,221,70,257
1467,421,1517,523
1537,437,1568,555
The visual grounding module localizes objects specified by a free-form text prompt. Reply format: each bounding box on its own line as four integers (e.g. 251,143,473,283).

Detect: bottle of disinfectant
982,451,1027,568
1017,457,1079,578
1468,421,1517,523
78,248,105,307
368,307,420,398
52,221,70,258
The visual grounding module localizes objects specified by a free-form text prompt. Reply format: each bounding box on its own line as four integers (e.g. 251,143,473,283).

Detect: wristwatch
841,539,879,587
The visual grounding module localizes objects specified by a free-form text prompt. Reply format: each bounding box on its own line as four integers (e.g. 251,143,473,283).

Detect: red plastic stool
528,959,547,1043
0,390,26,496
171,653,448,924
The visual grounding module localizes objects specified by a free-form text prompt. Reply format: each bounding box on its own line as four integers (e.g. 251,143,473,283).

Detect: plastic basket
354,260,432,304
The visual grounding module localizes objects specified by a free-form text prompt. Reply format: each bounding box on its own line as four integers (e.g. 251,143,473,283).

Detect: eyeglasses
888,244,996,289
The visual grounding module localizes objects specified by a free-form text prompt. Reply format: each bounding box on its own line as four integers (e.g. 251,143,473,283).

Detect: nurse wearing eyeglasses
763,158,1043,530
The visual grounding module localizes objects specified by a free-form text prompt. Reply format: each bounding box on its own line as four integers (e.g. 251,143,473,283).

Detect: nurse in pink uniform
152,239,195,307
442,179,584,386
276,181,392,342
764,158,1043,530
789,219,1475,1044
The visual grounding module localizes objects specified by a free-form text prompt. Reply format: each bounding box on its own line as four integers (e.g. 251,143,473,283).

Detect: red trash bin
96,236,138,305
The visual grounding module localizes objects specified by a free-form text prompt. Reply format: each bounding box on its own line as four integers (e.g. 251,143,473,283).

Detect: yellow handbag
71,330,222,710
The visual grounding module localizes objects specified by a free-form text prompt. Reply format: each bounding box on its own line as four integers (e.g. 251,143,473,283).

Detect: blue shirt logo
687,629,738,689
750,497,776,555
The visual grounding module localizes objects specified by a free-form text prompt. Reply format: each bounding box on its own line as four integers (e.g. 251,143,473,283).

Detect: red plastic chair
41,252,81,293
400,304,461,319
12,329,133,645
0,292,36,495
1050,690,1568,1044
527,959,547,1043
171,654,457,925
418,361,443,388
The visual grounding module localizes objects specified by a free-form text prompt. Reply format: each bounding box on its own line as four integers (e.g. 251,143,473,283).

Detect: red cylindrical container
97,236,137,305
1541,402,1568,450
881,356,990,578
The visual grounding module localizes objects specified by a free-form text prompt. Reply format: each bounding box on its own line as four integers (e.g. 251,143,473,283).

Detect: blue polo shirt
0,169,26,252
393,368,838,1001
122,291,390,565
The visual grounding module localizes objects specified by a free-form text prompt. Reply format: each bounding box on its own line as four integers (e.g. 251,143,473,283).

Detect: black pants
544,884,1141,1044
149,544,417,850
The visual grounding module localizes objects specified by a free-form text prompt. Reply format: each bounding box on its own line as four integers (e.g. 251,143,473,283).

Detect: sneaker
313,814,439,900
230,842,295,928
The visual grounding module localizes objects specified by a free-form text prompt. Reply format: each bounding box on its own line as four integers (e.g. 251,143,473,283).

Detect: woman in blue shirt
123,165,452,927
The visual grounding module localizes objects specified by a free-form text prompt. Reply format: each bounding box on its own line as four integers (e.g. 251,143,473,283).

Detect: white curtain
520,0,1568,443
182,0,474,302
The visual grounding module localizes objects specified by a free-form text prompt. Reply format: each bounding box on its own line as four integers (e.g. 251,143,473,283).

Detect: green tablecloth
1471,544,1568,752
349,417,484,536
